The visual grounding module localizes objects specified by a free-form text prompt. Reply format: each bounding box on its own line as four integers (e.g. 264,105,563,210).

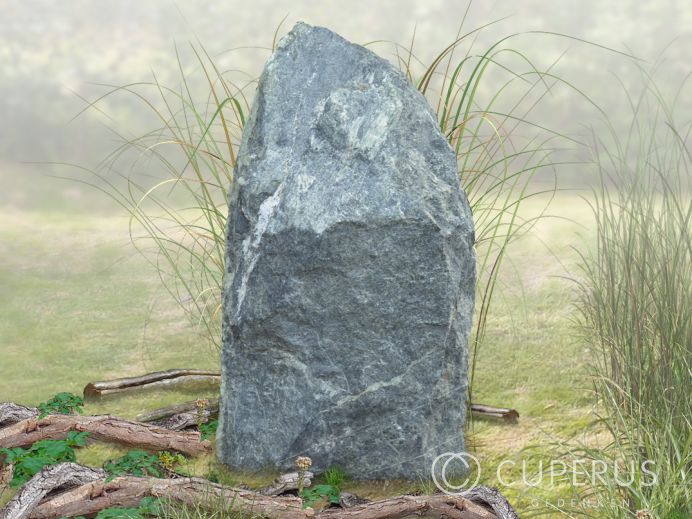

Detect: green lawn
468,196,602,513
0,210,219,412
0,194,602,516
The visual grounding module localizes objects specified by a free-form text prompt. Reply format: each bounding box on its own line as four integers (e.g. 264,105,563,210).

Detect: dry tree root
2,463,306,519
322,488,518,519
0,413,210,456
28,470,313,518
461,487,519,519
136,398,220,424
134,398,220,431
259,471,314,496
30,474,309,519
145,411,204,432
0,462,106,519
82,369,220,399
317,494,498,519
0,463,511,519
0,404,38,428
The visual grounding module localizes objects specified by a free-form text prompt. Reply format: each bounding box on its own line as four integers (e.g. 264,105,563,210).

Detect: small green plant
103,450,185,481
0,431,89,486
322,466,346,491
300,484,341,509
199,419,218,441
157,450,186,476
37,392,84,419
297,464,345,509
104,450,162,480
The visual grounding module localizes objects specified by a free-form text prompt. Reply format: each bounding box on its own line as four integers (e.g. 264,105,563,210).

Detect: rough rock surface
218,22,475,480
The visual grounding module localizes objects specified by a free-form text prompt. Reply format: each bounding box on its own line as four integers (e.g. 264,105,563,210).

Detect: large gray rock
218,22,475,480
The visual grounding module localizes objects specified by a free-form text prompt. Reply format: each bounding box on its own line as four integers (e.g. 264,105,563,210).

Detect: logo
431,452,481,494
430,453,661,494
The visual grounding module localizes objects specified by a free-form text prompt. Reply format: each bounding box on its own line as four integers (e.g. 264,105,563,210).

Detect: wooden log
83,369,220,399
0,403,38,428
259,471,314,496
339,492,370,508
0,462,106,519
0,414,210,456
470,404,519,423
461,487,519,519
317,494,496,519
30,477,499,519
4,463,507,519
148,411,202,431
0,463,14,494
137,398,220,431
136,398,220,423
29,473,308,519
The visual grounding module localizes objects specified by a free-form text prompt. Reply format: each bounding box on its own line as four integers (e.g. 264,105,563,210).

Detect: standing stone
218,22,475,480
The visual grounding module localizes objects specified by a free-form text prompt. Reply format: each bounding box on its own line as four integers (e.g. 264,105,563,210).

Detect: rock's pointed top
278,21,345,46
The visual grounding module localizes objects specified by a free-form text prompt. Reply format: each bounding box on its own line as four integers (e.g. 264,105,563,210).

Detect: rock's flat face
218,22,475,480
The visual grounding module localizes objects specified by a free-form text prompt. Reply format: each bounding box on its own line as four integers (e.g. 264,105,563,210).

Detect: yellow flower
294,456,312,471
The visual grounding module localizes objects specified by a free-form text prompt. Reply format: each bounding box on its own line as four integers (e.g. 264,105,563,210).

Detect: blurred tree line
1,0,689,209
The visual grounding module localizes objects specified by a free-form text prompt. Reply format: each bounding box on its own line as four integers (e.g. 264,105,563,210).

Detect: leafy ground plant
298,465,346,509
0,431,89,487
104,450,186,481
37,392,84,419
199,419,218,441
300,484,340,509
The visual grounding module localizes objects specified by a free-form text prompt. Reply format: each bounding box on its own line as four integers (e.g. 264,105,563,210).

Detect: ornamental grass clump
81,20,591,397
571,71,691,518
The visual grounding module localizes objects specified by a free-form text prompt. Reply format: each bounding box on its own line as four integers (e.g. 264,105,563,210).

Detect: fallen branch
32,478,499,519
259,471,313,496
147,411,203,431
0,463,14,494
136,398,220,423
0,414,210,456
0,404,38,428
470,404,519,423
462,487,519,519
318,494,496,518
28,471,307,519
0,462,105,519
136,399,220,431
338,492,370,508
2,463,509,519
83,369,220,399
